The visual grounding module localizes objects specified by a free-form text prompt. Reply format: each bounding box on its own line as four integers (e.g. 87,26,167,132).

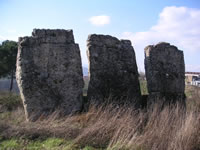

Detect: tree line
0,40,18,91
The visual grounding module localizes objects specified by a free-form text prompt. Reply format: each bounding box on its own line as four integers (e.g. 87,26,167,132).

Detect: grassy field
0,85,200,150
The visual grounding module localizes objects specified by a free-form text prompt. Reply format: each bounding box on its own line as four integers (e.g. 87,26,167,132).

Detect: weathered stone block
16,29,84,121
145,42,185,104
87,34,141,106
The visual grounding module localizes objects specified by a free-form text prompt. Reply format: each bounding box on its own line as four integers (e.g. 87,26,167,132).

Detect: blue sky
0,0,200,72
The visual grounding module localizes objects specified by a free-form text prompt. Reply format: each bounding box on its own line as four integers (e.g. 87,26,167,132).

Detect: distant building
185,72,200,87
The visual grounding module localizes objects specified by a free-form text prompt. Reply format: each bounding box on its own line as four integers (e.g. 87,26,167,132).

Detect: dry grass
72,103,200,150
1,88,200,150
186,85,200,112
1,102,200,150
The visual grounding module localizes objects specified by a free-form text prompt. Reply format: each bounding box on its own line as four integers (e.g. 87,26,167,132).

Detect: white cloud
122,6,200,72
89,15,110,26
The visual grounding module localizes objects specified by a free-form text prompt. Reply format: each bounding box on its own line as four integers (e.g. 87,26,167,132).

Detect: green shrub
0,92,22,110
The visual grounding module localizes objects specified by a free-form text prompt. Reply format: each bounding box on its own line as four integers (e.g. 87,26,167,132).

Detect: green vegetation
0,138,102,150
83,76,89,96
25,138,72,150
0,139,21,150
0,91,22,110
0,40,18,91
139,80,148,95
138,72,148,95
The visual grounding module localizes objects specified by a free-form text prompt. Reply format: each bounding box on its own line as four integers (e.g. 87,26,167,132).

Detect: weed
0,139,21,150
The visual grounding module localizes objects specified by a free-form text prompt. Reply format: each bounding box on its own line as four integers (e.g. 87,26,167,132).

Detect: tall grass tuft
0,88,200,150
69,102,199,150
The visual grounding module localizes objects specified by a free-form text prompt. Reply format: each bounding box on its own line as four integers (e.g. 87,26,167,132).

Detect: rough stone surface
16,29,84,121
87,34,141,106
144,42,185,104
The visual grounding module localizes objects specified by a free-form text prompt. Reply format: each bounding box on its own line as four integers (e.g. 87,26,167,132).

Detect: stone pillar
87,34,141,106
16,29,84,121
144,42,185,105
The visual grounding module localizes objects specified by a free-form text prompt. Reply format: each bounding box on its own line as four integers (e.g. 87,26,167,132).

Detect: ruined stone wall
144,42,185,104
16,29,186,120
87,34,141,106
16,29,84,121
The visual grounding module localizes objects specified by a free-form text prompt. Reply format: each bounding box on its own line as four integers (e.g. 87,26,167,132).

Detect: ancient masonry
87,34,141,105
16,29,84,121
145,42,185,104
16,29,186,121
